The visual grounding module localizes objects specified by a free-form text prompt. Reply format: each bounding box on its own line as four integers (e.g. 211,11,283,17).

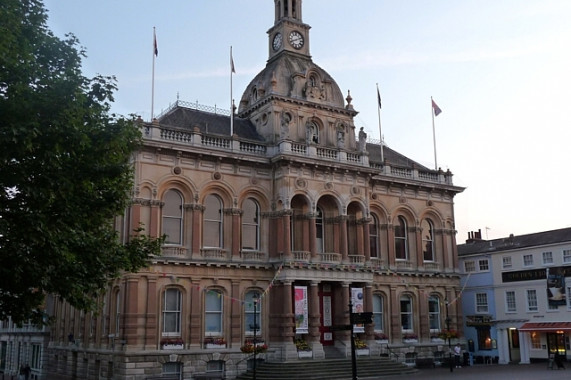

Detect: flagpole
431,96,438,170
151,27,157,121
230,46,234,136
376,83,384,163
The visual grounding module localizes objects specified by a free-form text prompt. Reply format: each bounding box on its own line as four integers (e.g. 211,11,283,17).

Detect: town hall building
40,1,465,379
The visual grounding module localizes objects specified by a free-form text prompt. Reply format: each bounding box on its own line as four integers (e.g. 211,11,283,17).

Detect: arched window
369,214,380,258
203,195,223,248
422,219,435,261
162,190,183,245
163,288,182,336
400,295,413,332
244,291,262,336
316,207,324,253
205,290,223,336
394,216,408,260
428,295,441,331
242,198,260,251
373,294,384,332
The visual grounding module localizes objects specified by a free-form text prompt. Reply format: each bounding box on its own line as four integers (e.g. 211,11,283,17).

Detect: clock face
272,33,282,51
288,31,304,49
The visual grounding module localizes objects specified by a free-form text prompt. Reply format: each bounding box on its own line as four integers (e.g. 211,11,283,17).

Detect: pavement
374,362,567,380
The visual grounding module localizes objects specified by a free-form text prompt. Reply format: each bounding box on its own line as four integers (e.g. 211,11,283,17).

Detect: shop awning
519,322,571,332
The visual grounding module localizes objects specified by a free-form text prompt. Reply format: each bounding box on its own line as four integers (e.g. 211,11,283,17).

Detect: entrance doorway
319,283,334,346
547,332,566,357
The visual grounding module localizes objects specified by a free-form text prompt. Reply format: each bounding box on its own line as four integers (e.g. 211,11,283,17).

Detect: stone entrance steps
235,357,417,380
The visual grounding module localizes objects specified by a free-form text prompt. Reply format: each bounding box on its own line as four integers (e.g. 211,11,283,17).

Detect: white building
458,228,571,365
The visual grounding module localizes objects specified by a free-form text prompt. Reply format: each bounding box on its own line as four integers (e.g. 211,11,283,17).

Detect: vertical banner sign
352,288,365,333
295,286,309,334
547,268,566,307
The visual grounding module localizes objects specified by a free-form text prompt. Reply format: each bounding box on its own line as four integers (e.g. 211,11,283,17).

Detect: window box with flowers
354,337,369,356
402,333,418,343
240,338,267,354
295,338,313,359
160,338,184,350
204,337,227,349
374,333,389,344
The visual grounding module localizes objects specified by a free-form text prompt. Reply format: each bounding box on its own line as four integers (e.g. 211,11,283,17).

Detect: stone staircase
235,357,417,380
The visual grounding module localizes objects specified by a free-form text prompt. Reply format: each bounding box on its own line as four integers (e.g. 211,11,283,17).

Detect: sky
43,0,571,243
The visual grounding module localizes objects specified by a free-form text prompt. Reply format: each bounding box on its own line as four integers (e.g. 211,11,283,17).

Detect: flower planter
205,344,226,349
298,350,313,359
376,339,389,344
431,338,445,343
356,348,370,356
403,339,418,344
162,344,184,350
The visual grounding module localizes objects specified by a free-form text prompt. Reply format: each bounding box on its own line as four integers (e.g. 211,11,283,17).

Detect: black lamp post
252,294,259,380
445,298,453,373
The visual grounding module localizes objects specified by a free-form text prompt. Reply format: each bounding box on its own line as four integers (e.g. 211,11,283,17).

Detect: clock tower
268,0,311,60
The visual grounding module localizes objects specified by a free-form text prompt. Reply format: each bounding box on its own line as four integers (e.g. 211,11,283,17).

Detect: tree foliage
0,0,162,324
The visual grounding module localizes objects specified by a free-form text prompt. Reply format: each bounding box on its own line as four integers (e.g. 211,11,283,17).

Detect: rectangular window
373,295,384,332
542,251,553,265
502,256,512,269
464,261,476,273
476,293,488,313
506,291,516,313
567,287,571,310
205,291,223,335
523,254,533,266
400,296,413,331
526,289,538,312
564,249,571,263
478,259,489,271
31,344,42,370
428,297,440,330
162,362,182,380
163,289,182,336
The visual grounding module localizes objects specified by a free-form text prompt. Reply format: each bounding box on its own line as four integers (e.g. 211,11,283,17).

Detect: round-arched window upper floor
162,189,184,245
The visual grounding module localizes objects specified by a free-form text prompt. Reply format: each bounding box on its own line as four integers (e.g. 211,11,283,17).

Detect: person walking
454,343,462,368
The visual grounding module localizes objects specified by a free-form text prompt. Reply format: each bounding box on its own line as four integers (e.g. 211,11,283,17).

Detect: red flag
153,30,158,57
432,99,442,116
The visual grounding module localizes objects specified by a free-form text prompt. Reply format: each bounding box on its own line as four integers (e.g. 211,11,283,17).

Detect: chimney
466,229,484,243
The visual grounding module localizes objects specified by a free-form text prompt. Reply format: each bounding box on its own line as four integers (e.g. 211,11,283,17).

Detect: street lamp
445,298,453,373
252,294,259,380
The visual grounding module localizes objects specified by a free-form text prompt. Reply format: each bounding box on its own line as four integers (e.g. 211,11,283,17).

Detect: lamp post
445,298,453,373
252,294,259,380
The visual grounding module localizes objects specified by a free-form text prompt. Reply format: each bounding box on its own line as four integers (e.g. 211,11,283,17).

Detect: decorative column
189,281,202,346
144,276,157,349
149,200,161,238
282,210,293,259
415,226,424,267
123,277,140,345
231,281,241,347
339,282,351,341
364,284,374,340
389,286,400,340
191,205,203,256
387,223,396,267
230,208,242,258
309,214,317,259
363,218,371,261
340,216,348,262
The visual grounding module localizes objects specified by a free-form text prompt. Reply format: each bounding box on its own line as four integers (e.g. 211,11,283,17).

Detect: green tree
0,0,162,324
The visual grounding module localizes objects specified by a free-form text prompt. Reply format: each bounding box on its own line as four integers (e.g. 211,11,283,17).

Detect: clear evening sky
43,0,571,243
